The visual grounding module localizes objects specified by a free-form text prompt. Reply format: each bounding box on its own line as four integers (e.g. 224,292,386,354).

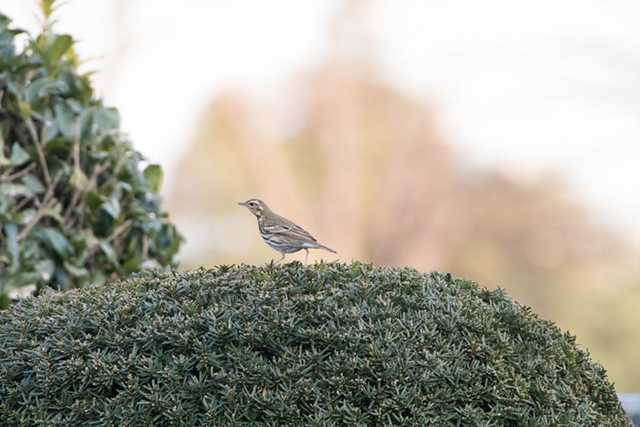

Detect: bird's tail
317,243,337,254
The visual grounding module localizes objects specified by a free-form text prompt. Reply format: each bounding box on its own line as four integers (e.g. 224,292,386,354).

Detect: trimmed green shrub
0,263,629,426
0,11,181,302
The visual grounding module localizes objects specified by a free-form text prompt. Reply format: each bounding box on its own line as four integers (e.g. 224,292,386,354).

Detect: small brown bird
239,198,336,264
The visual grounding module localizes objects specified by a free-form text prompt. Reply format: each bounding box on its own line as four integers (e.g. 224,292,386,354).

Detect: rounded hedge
0,263,629,426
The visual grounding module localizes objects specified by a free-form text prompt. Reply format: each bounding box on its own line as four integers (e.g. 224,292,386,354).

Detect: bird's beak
238,201,246,207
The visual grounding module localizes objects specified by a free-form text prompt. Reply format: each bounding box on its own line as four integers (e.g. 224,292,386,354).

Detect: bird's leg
304,248,309,265
275,253,285,264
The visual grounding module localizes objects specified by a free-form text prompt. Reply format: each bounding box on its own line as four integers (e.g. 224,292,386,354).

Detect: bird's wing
262,215,317,243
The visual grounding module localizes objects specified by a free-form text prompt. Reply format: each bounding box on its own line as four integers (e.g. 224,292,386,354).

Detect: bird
238,198,336,264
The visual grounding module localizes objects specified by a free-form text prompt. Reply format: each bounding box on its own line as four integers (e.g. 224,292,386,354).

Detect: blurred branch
25,117,51,187
17,173,60,242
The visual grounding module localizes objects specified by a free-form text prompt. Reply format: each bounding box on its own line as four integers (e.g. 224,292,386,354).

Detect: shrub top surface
0,263,630,426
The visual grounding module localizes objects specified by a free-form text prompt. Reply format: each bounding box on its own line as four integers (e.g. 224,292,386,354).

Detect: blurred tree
170,61,631,304
168,0,639,390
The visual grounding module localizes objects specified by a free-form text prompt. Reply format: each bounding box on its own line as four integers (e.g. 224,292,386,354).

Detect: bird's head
238,198,268,217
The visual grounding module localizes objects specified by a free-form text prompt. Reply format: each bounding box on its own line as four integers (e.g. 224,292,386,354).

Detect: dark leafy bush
0,11,181,302
0,263,630,426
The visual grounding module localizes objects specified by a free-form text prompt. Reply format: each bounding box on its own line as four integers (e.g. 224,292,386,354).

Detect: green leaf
43,138,71,158
0,134,10,166
41,110,59,143
0,183,32,197
99,240,119,267
64,261,88,277
101,196,120,219
9,143,30,166
24,77,66,103
44,34,73,65
1,272,40,290
154,224,181,261
21,174,45,194
86,191,102,210
42,201,64,224
0,293,9,309
93,107,120,133
18,209,36,225
87,271,106,287
38,227,72,257
39,0,57,19
0,201,12,223
117,181,133,193
123,256,142,273
78,108,94,140
52,268,71,290
143,164,163,193
70,166,88,190
17,100,32,118
53,100,76,138
35,259,55,281
3,223,18,265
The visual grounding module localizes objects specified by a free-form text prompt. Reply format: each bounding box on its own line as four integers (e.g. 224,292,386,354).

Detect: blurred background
3,0,639,391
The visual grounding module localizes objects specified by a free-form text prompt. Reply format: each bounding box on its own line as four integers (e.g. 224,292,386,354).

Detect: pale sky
3,0,639,246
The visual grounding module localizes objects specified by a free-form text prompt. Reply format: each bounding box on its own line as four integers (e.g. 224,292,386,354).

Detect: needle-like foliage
0,263,630,425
